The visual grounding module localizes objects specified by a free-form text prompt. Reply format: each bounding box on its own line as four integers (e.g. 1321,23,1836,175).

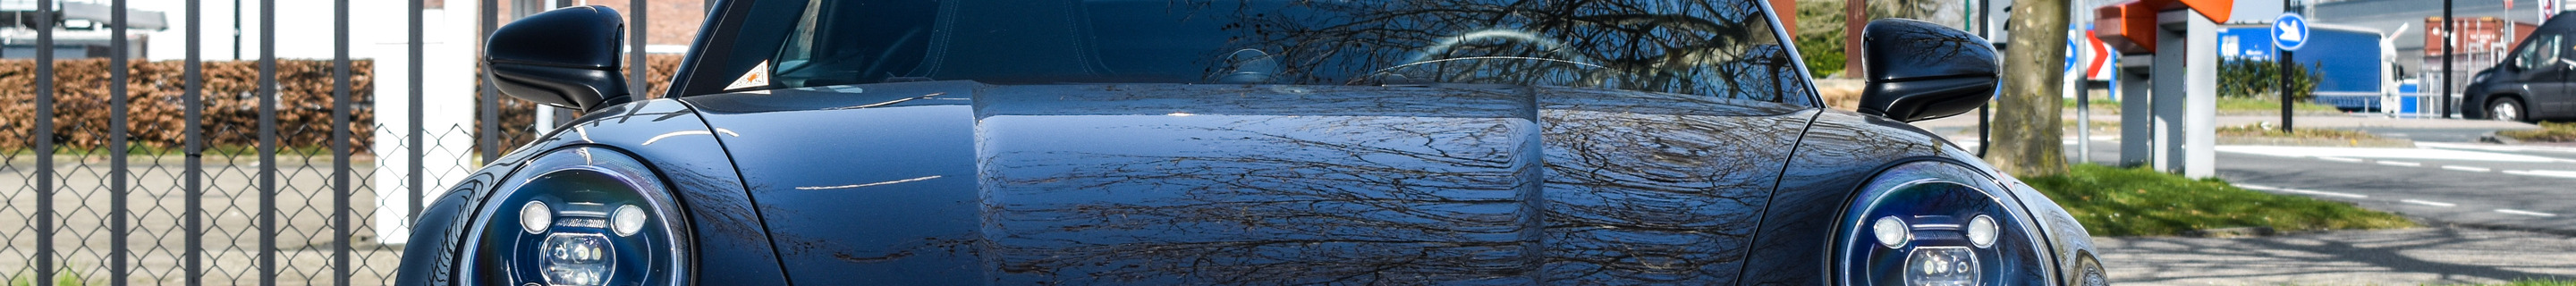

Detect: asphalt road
2056,133,2576,234
1929,114,2576,283
1930,114,2576,233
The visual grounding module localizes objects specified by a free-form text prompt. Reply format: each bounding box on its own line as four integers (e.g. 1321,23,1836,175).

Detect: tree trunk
1843,0,1866,78
1991,0,2070,177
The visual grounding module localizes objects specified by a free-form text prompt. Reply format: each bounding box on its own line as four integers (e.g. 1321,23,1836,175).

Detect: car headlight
1837,161,2050,286
463,146,691,286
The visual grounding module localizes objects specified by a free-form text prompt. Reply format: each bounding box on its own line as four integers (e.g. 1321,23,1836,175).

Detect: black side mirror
1857,19,2000,122
486,6,629,111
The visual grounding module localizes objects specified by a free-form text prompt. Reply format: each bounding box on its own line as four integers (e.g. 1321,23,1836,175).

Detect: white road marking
2504,170,2576,180
2401,199,2458,207
2316,156,2365,163
2441,165,2494,172
2275,188,2370,198
2419,142,2576,154
2496,209,2559,217
2376,161,2423,167
2216,145,2576,163
2234,184,2369,198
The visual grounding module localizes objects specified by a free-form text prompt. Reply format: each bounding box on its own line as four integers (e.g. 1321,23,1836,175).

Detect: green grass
2216,124,2384,140
2220,97,2343,114
2429,278,2576,286
8,268,84,286
2498,122,2576,143
2024,164,2415,237
2487,279,2576,286
2062,97,2341,114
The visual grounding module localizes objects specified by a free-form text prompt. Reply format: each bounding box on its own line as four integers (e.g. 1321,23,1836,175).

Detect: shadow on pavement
2103,227,2576,285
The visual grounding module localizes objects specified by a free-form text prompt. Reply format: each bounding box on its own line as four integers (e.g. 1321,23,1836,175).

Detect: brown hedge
1,59,374,151
1,55,684,153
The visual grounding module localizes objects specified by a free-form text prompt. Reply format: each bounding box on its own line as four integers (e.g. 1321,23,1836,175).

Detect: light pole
2281,0,2295,132
2444,0,2454,119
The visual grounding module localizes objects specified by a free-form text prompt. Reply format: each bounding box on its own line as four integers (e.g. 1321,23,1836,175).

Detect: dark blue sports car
397,0,2104,285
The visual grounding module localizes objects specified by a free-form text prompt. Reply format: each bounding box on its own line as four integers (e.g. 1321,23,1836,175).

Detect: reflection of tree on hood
973,87,1809,284
1179,0,1809,104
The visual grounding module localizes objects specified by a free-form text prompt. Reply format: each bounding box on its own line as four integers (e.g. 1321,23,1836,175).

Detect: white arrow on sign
2277,21,2304,42
2275,13,2310,51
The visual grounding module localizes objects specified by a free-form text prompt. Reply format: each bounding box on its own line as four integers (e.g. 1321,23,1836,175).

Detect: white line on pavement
2377,161,2423,167
2419,142,2576,155
2316,156,2365,163
2218,145,2576,163
2401,199,2458,207
2504,170,2576,180
2275,188,2370,198
2496,209,2560,217
2441,165,2493,172
2235,184,2370,198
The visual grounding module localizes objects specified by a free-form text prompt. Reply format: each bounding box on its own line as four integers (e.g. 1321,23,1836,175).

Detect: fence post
110,0,132,284
32,0,55,283
410,0,428,230
632,0,649,97
184,0,206,283
258,0,278,284
334,0,355,284
481,0,500,164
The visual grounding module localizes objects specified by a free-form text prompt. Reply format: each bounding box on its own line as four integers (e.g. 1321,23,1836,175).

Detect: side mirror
1857,19,2000,122
485,6,629,111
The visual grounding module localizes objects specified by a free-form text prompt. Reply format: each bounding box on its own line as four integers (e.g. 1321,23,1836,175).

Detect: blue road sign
2065,38,2080,72
2275,13,2309,51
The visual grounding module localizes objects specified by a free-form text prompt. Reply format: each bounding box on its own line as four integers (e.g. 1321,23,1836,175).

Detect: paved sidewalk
2100,226,2576,285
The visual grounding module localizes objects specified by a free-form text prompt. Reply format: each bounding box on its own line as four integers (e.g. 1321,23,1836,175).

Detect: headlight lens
1872,216,1911,248
542,233,615,286
1906,247,1979,286
1837,161,2049,286
465,147,690,286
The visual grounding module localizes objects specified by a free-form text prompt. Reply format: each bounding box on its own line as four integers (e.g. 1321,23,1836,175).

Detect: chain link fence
1,0,697,284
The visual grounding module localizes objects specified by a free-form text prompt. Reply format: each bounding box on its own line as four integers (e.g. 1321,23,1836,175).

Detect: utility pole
2281,0,2295,132
2444,0,2454,119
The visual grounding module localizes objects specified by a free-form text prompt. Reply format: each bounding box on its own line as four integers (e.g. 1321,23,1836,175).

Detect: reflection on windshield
719,0,1812,105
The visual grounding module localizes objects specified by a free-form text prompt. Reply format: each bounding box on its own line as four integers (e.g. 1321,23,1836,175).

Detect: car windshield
704,0,1814,105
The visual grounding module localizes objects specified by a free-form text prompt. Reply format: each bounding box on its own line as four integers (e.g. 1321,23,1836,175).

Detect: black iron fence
3,0,695,284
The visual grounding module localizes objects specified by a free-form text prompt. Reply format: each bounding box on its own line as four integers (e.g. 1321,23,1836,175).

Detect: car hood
678,81,1818,285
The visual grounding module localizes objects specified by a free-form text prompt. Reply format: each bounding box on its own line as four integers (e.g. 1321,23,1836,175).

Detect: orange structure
2093,0,2235,55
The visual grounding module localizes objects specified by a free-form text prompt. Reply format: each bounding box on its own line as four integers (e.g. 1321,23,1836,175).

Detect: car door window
2516,35,2563,72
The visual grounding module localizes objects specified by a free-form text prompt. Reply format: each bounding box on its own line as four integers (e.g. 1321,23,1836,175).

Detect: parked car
397,1,2103,285
2466,13,2576,122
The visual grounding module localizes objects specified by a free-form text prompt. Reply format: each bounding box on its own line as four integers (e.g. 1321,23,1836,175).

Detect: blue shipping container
2217,24,2386,110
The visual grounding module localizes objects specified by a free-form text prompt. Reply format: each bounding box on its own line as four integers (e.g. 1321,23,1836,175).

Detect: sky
63,0,455,61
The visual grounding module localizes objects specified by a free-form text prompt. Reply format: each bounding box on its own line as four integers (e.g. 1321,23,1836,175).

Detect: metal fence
2,0,691,284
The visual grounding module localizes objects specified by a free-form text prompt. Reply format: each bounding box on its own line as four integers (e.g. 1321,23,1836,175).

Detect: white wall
128,0,352,61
